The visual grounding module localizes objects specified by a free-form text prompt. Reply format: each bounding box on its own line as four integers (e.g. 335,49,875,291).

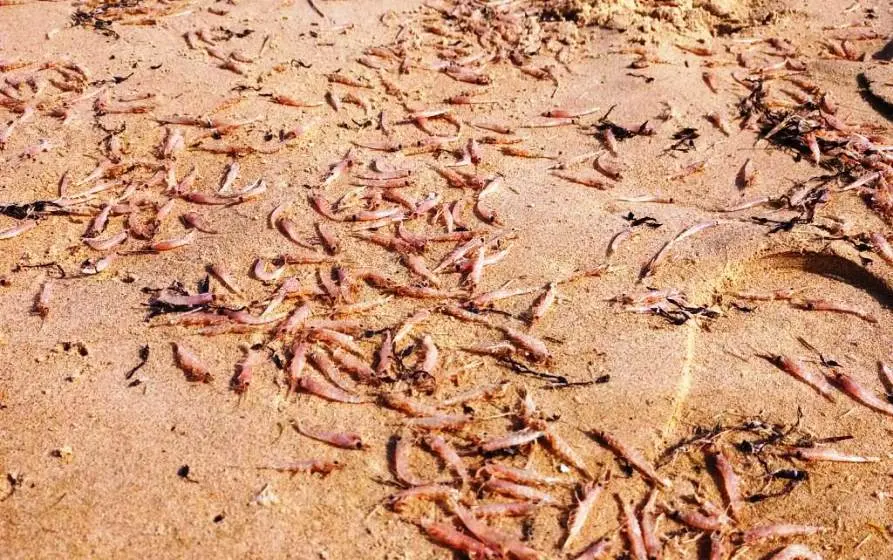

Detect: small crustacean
452,503,543,560
640,489,661,560
764,544,823,560
501,327,550,362
0,219,37,240
729,288,802,301
574,538,611,560
271,94,324,108
869,232,893,267
828,370,893,417
232,349,260,394
173,343,213,383
261,459,342,477
735,159,755,190
741,523,825,544
472,502,538,518
81,254,117,275
705,112,730,136
425,435,467,483
551,170,607,189
543,428,590,478
710,447,743,520
407,414,472,431
783,446,880,463
526,282,557,325
482,479,559,505
480,429,544,453
381,393,441,418
702,71,719,93
291,419,364,449
789,298,877,323
481,463,566,487
619,497,648,560
764,354,836,402
32,279,53,318
671,507,729,532
563,481,605,550
297,375,365,404
322,149,354,186
442,381,508,407
181,212,217,234
591,430,671,488
640,220,720,280
418,517,495,559
327,72,372,89
147,229,197,252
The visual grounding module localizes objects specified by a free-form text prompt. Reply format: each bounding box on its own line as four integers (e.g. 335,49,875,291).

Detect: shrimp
425,435,468,483
32,279,52,318
707,448,743,520
789,298,877,323
736,159,755,190
640,489,661,559
765,353,837,401
147,229,197,252
551,170,608,189
271,95,323,108
671,507,729,532
327,73,372,88
296,376,366,403
232,349,260,394
564,481,605,550
83,230,128,251
172,343,212,382
592,430,671,488
393,308,431,344
527,283,557,325
784,446,880,463
741,524,825,544
620,498,648,560
407,414,472,431
480,429,544,452
870,233,893,267
543,429,590,477
419,518,495,559
291,419,364,449
452,503,543,560
640,220,721,280
765,544,823,560
542,106,599,119
574,538,611,560
828,370,893,416
472,502,538,518
286,341,308,394
501,327,550,362
481,463,566,487
181,212,217,234
0,219,37,240
702,71,719,93
482,479,558,505
705,112,730,135
330,347,376,383
322,149,354,186
501,146,556,159
442,381,509,407
261,459,342,476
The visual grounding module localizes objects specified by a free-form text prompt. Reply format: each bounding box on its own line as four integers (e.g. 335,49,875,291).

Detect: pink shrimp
543,429,590,477
551,170,608,189
789,298,877,323
481,463,566,487
501,327,550,362
765,544,823,560
262,459,342,476
393,308,431,344
482,479,558,505
181,212,217,234
32,279,52,318
381,393,441,418
408,414,472,431
472,502,538,518
419,518,495,559
425,435,467,483
329,347,376,383
232,349,260,394
620,498,648,560
640,489,661,559
574,538,612,560
710,447,743,520
173,343,212,382
296,376,365,403
766,355,836,402
291,419,364,449
480,429,544,452
147,229,196,252
828,370,893,417
564,481,605,550
441,381,509,407
0,219,37,240
784,446,880,463
671,507,729,532
592,430,671,488
742,524,825,544
83,230,128,251
452,504,543,560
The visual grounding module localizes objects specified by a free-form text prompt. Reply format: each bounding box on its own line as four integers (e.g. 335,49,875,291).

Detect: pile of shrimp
1,0,891,558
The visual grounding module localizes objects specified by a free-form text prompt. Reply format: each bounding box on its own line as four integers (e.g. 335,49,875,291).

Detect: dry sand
0,0,891,558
